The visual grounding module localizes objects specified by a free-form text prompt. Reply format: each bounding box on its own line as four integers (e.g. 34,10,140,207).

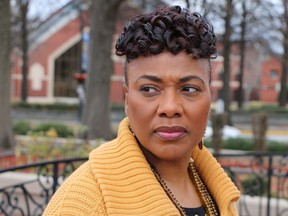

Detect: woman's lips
154,126,186,140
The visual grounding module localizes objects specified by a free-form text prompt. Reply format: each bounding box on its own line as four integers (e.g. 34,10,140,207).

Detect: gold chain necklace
150,160,219,216
188,160,219,216
150,165,188,216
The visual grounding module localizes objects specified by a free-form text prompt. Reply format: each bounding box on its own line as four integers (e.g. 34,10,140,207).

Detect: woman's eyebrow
136,75,162,83
179,75,204,84
136,75,204,84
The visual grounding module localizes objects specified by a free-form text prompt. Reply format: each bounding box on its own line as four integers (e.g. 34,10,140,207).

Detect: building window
54,41,81,97
270,70,278,80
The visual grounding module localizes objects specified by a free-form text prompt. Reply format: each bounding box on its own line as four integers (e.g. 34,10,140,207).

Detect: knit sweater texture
43,118,240,216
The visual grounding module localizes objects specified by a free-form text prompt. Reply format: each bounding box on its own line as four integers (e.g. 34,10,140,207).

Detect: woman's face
124,51,211,163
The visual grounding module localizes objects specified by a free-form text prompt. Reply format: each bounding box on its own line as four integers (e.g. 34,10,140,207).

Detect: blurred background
0,0,287,215
0,0,287,148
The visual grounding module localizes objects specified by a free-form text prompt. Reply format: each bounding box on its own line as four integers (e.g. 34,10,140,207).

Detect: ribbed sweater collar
89,118,240,215
192,146,240,215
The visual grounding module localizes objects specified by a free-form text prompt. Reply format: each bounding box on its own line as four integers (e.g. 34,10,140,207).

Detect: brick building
259,56,283,103
10,1,284,105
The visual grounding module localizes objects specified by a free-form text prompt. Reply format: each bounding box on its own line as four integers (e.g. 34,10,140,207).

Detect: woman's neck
137,140,202,207
149,159,203,208
151,160,189,182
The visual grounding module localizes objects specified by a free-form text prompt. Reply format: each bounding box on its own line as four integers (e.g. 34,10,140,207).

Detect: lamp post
74,12,89,121
74,73,87,121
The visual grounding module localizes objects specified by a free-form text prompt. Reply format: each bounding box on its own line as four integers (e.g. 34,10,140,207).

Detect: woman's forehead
126,52,210,78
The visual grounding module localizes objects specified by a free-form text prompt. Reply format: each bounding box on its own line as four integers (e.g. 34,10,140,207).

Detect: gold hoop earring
198,138,204,150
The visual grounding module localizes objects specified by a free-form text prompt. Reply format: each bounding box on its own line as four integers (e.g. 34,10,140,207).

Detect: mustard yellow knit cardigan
43,118,240,216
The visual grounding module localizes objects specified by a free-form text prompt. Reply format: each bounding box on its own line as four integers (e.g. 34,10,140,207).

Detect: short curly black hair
116,5,216,60
115,5,217,83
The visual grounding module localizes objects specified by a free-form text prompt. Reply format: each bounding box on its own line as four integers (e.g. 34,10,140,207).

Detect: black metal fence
0,152,287,216
0,158,87,216
215,152,288,216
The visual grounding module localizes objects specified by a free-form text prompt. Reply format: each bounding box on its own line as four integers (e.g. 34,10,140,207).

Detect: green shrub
13,121,32,135
12,102,126,112
203,138,212,148
223,138,256,151
247,104,288,114
110,103,125,111
12,102,77,111
205,137,288,152
204,137,256,151
266,140,288,152
241,174,267,196
31,123,74,138
16,136,104,161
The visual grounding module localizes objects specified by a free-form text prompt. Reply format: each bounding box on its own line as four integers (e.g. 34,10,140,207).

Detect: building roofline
29,0,90,52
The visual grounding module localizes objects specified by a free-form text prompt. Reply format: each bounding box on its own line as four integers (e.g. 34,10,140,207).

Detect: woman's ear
123,84,128,115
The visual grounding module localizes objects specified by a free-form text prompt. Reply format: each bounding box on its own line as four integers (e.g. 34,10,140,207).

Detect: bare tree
83,0,125,140
278,0,288,107
184,0,190,8
139,0,166,11
236,1,247,109
185,0,285,109
182,0,209,16
222,0,233,123
235,0,263,109
16,0,29,102
252,0,288,106
0,0,16,150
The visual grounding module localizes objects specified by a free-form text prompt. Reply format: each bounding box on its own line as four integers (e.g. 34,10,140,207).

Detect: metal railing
214,152,288,216
0,158,87,216
0,152,287,216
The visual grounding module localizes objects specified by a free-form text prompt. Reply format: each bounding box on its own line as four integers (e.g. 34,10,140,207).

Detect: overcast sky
28,0,71,20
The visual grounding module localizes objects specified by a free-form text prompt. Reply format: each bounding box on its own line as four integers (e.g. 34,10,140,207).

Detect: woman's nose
157,91,183,118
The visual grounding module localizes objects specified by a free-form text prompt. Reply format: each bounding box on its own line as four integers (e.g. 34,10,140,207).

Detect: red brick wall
259,57,282,103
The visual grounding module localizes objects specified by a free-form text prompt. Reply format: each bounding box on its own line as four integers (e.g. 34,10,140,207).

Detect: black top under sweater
182,206,206,216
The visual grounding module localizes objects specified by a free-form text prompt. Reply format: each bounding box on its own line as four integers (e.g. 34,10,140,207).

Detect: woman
43,6,240,216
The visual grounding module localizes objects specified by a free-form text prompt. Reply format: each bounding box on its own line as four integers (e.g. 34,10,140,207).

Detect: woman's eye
140,85,159,94
182,86,200,93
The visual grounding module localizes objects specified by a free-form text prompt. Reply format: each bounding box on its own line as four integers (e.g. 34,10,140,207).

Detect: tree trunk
185,0,190,8
19,0,29,102
278,0,288,107
211,113,227,153
83,0,124,140
252,112,267,151
0,0,16,150
237,1,247,109
222,0,233,123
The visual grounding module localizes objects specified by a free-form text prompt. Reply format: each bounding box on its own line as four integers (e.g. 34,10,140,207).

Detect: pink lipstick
154,126,186,140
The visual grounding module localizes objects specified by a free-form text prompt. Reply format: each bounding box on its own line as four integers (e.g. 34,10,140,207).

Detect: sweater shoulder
43,161,106,216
